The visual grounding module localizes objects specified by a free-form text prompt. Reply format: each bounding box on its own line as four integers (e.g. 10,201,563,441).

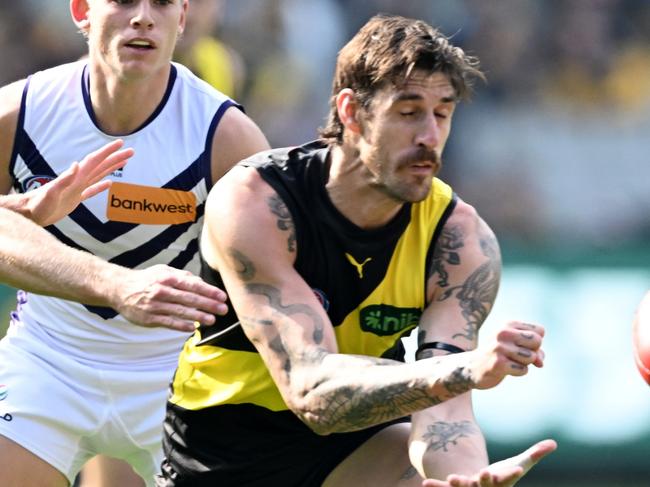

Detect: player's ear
336,89,362,135
70,0,91,34
178,0,189,36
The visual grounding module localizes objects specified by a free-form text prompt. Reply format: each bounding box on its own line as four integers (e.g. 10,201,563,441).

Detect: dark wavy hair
319,14,484,144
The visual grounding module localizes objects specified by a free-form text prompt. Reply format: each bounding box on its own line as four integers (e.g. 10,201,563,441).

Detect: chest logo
359,304,421,336
21,175,54,192
107,182,196,224
345,253,372,279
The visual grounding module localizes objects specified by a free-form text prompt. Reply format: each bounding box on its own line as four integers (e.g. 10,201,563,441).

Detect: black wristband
415,341,466,359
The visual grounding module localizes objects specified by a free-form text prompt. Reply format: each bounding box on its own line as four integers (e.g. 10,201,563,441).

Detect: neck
326,145,403,229
87,62,171,135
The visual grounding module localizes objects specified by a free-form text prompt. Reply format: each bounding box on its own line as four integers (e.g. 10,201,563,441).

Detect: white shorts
0,319,179,486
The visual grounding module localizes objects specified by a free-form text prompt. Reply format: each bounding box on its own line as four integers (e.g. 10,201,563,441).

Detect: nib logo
359,305,421,336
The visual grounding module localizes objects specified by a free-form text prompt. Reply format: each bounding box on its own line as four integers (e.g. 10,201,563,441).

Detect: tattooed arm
409,199,550,482
202,170,546,436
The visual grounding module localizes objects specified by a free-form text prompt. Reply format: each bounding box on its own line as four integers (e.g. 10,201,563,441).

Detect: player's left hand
422,439,557,487
112,264,229,332
27,139,133,226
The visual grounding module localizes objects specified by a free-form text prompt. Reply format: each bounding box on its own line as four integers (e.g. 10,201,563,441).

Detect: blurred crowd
2,0,649,253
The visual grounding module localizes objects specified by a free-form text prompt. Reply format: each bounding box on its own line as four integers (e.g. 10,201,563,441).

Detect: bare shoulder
203,164,296,275
205,165,280,241
445,197,499,254
445,198,482,232
207,165,270,212
210,106,270,182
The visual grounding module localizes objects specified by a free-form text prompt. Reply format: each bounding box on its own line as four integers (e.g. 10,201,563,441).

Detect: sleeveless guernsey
9,60,238,365
160,140,457,486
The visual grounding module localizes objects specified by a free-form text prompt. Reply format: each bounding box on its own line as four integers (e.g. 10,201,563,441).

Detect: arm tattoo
317,381,438,431
229,249,256,281
422,420,477,452
428,224,464,286
269,334,292,376
312,366,472,432
244,282,324,344
267,194,296,253
437,226,501,342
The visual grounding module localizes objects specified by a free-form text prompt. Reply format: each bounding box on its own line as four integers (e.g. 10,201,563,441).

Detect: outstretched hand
27,139,133,226
422,439,557,487
112,264,229,332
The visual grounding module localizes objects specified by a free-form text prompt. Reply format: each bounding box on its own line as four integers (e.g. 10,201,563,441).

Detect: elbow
285,395,338,436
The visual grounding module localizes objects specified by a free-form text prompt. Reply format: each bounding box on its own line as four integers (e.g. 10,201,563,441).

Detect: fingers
476,465,522,486
80,139,133,183
81,180,113,200
167,270,228,303
145,315,198,333
498,322,545,372
516,439,557,472
146,300,221,326
85,150,131,183
422,480,448,487
125,267,229,329
161,276,228,315
83,139,128,166
422,440,556,487
533,348,545,368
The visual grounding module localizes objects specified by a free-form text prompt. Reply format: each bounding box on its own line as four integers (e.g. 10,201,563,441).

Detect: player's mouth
407,163,436,176
124,38,156,50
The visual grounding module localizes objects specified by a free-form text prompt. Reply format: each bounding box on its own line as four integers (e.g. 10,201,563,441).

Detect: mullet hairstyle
319,14,485,145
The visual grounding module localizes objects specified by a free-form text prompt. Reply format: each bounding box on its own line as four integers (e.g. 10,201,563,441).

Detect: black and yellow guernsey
161,140,457,486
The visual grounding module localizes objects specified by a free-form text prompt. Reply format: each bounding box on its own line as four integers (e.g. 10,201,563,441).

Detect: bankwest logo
359,304,421,336
107,182,197,224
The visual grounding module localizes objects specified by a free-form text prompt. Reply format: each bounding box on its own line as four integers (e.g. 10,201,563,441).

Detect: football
632,291,650,385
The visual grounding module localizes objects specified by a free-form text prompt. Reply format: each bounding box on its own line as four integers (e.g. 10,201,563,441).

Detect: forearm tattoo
435,222,501,342
315,381,437,431
311,365,473,432
422,420,477,452
269,334,292,376
267,194,296,252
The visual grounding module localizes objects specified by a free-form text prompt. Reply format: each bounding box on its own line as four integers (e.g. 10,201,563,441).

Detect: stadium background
1,1,649,485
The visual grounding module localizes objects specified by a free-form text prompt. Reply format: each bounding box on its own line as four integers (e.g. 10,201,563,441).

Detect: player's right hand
27,139,133,226
467,321,545,390
422,439,557,487
113,264,228,332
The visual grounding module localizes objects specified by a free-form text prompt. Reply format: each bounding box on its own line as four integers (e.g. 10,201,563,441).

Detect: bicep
203,169,337,397
421,199,502,351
